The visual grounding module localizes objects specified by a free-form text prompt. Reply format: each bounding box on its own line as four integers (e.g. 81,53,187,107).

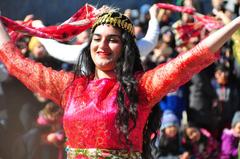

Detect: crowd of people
0,0,240,159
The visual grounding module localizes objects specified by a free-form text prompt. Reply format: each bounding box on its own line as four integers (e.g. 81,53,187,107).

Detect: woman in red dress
0,4,240,159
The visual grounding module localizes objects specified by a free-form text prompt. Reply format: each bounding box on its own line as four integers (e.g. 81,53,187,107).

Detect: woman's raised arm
138,16,240,107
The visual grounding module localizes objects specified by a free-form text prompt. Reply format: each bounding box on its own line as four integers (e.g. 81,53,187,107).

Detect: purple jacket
220,129,239,159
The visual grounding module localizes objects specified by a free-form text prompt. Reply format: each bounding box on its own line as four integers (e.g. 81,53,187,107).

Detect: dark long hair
142,104,162,159
74,27,143,147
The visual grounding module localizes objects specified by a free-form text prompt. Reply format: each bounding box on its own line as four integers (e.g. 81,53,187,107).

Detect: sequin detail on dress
66,147,142,159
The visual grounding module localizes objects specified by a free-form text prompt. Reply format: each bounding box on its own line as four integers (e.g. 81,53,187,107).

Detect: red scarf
0,4,96,42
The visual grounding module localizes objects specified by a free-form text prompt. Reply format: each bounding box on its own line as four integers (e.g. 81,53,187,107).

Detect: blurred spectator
187,65,219,135
213,8,240,91
124,8,140,22
124,9,132,18
19,93,49,132
182,124,220,159
72,30,90,45
158,9,173,28
12,102,64,159
211,64,240,138
133,19,145,40
159,25,177,60
139,4,151,33
172,12,196,52
1,77,40,159
151,110,189,159
16,36,31,56
176,0,205,12
28,37,64,71
142,39,173,71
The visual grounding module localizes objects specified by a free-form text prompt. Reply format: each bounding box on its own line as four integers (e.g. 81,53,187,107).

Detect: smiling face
185,127,201,143
90,24,123,72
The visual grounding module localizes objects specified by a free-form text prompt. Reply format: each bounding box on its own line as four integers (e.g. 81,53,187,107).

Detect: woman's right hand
149,4,158,19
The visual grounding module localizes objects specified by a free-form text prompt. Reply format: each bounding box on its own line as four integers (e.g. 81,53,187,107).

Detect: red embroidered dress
0,41,218,158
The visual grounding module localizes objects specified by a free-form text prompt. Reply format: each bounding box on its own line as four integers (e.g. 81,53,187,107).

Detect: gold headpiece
92,12,135,37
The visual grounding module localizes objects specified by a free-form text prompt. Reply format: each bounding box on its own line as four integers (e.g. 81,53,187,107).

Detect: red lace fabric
137,42,219,107
0,42,218,156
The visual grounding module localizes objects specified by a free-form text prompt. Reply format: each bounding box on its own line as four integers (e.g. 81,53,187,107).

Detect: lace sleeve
0,41,74,107
137,42,219,107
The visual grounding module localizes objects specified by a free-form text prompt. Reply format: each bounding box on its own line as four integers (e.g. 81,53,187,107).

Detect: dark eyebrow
93,33,121,39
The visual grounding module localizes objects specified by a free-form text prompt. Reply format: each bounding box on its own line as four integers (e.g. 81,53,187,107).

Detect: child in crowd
151,110,189,159
211,64,240,139
220,111,240,159
182,124,220,159
28,37,64,71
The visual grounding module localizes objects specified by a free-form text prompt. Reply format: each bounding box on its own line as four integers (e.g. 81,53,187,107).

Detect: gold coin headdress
92,12,135,37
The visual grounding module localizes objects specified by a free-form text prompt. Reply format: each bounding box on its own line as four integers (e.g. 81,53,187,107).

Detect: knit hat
231,111,240,127
160,26,172,35
160,110,179,130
